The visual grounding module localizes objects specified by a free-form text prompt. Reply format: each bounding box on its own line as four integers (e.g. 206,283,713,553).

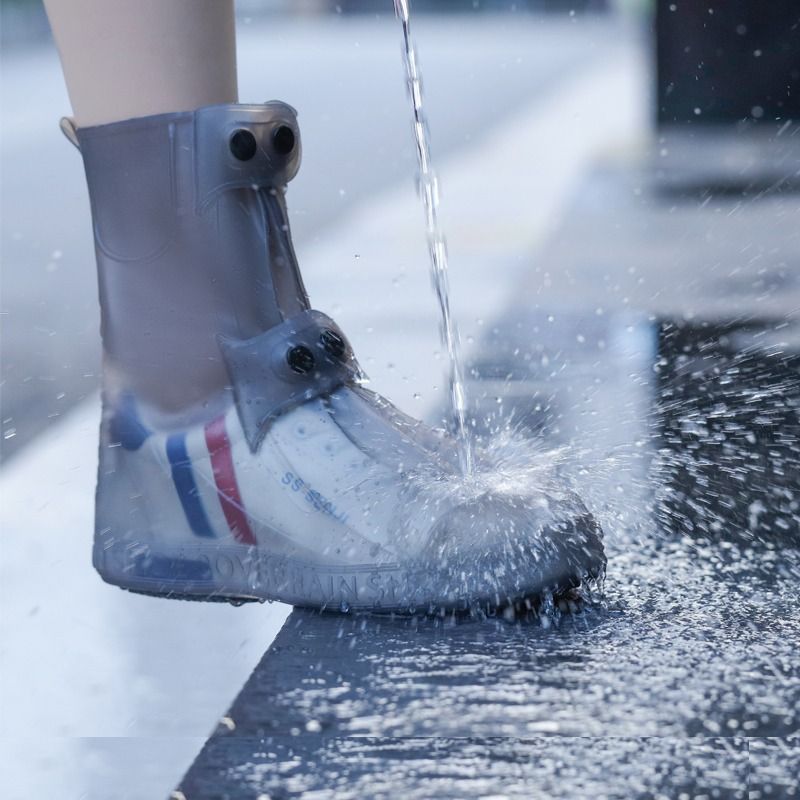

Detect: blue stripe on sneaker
166,433,215,539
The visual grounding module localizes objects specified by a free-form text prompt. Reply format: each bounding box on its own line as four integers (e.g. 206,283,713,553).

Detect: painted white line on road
0,48,642,800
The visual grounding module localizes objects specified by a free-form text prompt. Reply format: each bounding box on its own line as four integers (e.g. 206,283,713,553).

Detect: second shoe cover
74,101,605,612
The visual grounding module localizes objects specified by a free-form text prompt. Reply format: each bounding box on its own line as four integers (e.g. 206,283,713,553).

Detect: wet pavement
178,151,800,797
654,319,800,545
183,737,793,799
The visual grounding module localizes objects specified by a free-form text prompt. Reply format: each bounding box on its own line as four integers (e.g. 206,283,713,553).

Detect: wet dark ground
178,155,800,798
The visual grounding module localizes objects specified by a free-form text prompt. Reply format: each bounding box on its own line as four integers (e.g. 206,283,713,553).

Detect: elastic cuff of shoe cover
75,101,301,207
221,309,365,452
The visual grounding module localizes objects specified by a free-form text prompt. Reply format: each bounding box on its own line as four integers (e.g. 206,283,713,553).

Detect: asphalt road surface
0,13,617,462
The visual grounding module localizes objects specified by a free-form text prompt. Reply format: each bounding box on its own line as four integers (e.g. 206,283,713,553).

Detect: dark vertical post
656,0,800,125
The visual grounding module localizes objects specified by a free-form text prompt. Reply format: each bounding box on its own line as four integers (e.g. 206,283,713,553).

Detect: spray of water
391,422,607,618
393,0,474,475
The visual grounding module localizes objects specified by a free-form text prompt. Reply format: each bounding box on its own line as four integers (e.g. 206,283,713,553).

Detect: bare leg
43,0,237,127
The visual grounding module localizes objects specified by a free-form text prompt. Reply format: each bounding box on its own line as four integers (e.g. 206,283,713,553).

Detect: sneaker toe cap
422,491,606,602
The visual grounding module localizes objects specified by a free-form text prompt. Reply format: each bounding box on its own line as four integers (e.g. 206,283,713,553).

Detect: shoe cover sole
93,537,599,614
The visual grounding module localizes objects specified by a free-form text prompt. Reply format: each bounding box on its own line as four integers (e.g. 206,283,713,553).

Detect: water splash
390,426,606,611
408,428,575,509
393,0,473,475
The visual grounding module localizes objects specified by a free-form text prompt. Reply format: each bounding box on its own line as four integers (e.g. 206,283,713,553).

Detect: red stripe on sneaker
204,416,257,545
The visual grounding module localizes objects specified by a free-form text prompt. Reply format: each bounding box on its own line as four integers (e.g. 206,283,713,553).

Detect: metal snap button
320,329,346,359
229,129,257,161
273,125,296,156
287,345,315,374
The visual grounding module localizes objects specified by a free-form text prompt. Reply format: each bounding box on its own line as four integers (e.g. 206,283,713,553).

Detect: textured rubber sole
95,533,603,614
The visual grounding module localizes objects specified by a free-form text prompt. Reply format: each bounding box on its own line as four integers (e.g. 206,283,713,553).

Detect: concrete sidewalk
0,48,643,800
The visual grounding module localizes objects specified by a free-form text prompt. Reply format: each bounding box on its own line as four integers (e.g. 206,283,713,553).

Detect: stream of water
393,0,474,475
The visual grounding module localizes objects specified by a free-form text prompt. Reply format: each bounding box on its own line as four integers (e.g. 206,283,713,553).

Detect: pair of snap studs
229,125,295,161
287,329,346,375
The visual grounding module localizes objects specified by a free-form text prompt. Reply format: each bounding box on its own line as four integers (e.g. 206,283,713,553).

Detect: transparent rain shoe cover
75,101,604,612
